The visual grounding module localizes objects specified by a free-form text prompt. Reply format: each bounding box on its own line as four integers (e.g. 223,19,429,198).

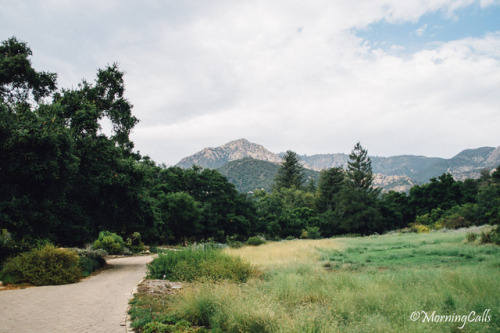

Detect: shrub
147,247,254,283
92,231,125,255
0,229,16,264
408,223,431,233
226,235,244,248
0,244,81,285
72,247,107,276
438,214,472,229
246,236,266,246
300,226,321,239
126,232,145,253
466,232,477,243
480,226,500,245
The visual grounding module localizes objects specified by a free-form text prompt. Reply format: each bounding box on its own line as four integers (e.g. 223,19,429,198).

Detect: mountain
176,139,500,193
176,139,281,169
299,147,500,183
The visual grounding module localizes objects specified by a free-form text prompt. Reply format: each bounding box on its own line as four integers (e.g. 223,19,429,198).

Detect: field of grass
130,228,500,332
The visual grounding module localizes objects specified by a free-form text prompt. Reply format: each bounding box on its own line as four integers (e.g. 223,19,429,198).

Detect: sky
1,0,500,165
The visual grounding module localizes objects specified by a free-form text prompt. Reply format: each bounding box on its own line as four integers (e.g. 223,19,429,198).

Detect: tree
331,142,383,234
347,142,377,193
334,182,383,234
0,37,57,107
274,150,306,190
158,192,202,242
316,167,345,213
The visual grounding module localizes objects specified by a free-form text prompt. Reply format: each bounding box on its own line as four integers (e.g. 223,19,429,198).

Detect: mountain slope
176,138,281,169
217,157,319,193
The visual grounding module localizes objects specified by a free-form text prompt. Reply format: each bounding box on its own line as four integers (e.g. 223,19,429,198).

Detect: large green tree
316,167,345,213
274,150,306,190
347,142,377,193
332,142,383,234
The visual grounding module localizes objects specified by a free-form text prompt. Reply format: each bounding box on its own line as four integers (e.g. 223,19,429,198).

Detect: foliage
0,244,81,285
479,226,500,245
246,236,266,246
147,247,254,283
347,142,376,192
407,223,432,233
273,150,306,190
126,232,145,253
466,232,477,242
73,247,107,276
143,320,206,333
92,231,125,255
316,167,344,213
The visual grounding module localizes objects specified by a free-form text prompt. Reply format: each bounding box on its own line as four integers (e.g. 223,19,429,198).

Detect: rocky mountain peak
176,138,281,169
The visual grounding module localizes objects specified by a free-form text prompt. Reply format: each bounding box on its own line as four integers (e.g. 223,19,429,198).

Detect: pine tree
273,150,306,190
347,142,377,193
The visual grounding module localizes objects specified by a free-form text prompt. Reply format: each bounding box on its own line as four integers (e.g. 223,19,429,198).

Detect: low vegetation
92,231,126,255
147,246,255,283
0,244,81,285
130,228,499,332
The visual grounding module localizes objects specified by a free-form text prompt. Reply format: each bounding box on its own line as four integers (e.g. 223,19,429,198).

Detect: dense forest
1,37,499,252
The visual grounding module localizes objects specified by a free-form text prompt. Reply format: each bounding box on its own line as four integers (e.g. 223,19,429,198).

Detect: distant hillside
176,138,281,169
177,139,500,192
300,147,500,183
217,157,319,193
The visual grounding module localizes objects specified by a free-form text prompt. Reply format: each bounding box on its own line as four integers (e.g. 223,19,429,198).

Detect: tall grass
147,247,255,283
135,229,500,332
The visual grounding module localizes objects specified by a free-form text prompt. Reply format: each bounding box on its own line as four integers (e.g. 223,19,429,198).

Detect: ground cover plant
130,227,499,332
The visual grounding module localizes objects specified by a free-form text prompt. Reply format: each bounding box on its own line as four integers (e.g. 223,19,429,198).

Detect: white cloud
1,0,499,164
416,24,428,36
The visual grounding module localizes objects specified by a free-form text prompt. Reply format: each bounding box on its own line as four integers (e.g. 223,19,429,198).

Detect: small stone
144,250,150,254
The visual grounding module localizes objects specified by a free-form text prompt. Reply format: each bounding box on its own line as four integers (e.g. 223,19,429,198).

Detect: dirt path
0,255,153,333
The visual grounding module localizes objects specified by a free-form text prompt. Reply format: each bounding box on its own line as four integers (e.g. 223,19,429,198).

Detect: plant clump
92,231,125,254
246,236,266,246
147,247,254,283
0,244,81,285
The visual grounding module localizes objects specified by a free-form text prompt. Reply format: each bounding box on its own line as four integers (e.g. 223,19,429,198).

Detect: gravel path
0,255,153,333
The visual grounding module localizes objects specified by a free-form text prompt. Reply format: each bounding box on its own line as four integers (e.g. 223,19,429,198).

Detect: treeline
1,37,499,249
252,149,500,239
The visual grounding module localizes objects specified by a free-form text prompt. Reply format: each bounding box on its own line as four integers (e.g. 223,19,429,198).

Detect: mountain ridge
175,139,500,192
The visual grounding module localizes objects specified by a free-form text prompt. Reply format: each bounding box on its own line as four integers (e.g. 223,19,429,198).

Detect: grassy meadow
130,228,500,332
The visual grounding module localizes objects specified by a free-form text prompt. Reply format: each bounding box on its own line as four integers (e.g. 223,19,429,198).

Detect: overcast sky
2,0,500,165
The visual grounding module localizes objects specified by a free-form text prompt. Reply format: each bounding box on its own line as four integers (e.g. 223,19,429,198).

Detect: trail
0,255,153,333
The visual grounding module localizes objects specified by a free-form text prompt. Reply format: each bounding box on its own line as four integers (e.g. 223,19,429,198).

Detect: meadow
130,228,500,332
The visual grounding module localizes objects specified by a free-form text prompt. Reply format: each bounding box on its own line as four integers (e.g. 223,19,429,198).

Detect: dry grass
224,238,344,268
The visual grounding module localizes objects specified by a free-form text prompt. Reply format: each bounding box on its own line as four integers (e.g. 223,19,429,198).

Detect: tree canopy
273,150,306,190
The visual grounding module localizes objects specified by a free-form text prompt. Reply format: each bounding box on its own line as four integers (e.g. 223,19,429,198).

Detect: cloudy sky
2,0,500,165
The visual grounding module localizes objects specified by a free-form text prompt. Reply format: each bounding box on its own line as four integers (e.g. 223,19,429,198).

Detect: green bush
126,232,145,253
72,247,107,276
480,226,500,245
92,231,125,254
0,244,81,285
246,236,266,246
147,247,254,283
466,232,477,242
438,213,473,229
